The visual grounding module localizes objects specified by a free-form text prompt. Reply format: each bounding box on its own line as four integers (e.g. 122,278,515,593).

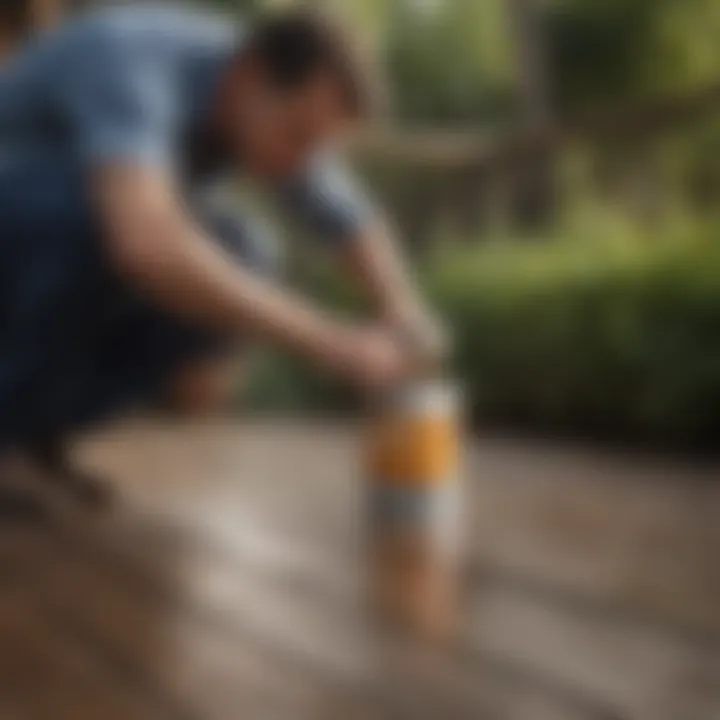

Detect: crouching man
0,4,444,511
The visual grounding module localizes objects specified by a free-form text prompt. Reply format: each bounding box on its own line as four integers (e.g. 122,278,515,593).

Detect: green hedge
427,229,720,445
246,218,720,446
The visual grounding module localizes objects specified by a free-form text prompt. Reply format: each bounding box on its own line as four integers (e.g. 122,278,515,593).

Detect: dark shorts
0,161,279,445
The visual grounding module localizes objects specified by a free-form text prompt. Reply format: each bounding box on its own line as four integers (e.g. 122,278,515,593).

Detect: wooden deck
0,419,719,720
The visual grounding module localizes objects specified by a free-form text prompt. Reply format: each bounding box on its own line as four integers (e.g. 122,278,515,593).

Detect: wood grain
0,420,716,719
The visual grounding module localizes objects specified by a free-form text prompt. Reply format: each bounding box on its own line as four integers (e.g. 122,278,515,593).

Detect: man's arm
94,165,405,387
278,157,447,359
57,26,407,390
339,219,425,324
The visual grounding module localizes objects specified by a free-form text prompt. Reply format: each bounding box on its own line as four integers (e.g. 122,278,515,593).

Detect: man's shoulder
71,2,239,57
1,3,239,87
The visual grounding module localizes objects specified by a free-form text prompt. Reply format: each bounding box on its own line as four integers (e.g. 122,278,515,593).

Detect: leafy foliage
385,0,516,125
549,0,720,112
247,213,720,447
427,218,720,445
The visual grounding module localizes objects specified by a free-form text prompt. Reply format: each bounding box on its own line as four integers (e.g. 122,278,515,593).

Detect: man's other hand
387,304,452,370
328,325,414,392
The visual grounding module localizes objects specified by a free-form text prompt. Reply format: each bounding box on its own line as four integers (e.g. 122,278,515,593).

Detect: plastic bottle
366,367,462,639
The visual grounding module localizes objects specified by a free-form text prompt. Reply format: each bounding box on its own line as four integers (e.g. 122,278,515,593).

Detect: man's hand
94,165,416,392
339,223,450,369
386,303,451,369
327,325,414,392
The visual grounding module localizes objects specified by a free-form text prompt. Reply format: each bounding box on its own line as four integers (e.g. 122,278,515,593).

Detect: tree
548,0,720,113
386,0,516,126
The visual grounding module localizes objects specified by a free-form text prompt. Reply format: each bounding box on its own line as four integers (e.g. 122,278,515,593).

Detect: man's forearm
340,221,449,364
120,215,345,359
341,221,424,322
94,167,414,389
97,170,345,364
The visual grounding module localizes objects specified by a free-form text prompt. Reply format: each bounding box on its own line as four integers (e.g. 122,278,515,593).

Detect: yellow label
368,415,459,486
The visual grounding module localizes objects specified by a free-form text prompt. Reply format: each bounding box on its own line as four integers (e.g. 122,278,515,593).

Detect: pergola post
507,0,556,229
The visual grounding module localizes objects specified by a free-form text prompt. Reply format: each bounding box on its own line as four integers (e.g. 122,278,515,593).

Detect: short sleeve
276,155,377,246
58,29,177,169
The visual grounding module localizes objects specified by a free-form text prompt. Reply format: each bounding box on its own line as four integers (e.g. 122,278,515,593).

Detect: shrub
245,214,720,446
427,222,720,445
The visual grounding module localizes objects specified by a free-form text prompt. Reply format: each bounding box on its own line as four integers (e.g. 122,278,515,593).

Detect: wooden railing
353,81,720,171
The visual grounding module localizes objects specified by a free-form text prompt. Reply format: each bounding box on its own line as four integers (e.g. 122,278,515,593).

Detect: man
0,3,442,508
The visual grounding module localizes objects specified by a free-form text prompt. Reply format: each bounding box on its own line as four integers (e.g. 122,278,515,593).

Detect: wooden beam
354,82,720,170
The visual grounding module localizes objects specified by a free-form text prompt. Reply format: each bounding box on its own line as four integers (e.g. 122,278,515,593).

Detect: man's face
231,71,354,177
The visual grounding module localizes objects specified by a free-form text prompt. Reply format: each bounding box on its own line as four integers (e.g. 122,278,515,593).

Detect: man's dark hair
0,0,32,35
246,9,383,118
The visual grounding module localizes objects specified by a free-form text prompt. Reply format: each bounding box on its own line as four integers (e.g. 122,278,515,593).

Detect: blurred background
4,0,720,447
238,0,720,451
1,2,720,719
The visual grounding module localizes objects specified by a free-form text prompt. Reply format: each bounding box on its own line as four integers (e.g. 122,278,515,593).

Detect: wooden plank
1,466,606,719
63,421,720,719
467,440,720,640
351,82,720,169
0,568,171,720
0,526,341,720
76,500,602,712
98,425,720,642
468,582,720,720
42,522,604,720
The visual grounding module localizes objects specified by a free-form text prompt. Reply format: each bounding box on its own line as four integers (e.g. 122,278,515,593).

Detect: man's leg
160,352,244,416
23,349,245,510
21,202,281,507
0,461,46,520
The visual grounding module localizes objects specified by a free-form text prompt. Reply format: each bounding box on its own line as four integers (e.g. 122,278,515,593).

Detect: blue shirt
0,3,373,243
0,4,377,442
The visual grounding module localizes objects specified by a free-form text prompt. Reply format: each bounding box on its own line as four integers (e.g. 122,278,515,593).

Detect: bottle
366,371,462,640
